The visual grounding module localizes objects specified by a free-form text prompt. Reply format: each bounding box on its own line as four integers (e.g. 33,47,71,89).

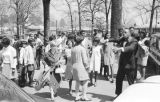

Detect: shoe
88,83,94,87
94,82,97,87
75,97,81,101
81,98,92,101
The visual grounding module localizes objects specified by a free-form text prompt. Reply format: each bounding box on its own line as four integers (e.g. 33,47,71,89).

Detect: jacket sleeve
109,37,125,44
123,42,138,52
10,48,17,69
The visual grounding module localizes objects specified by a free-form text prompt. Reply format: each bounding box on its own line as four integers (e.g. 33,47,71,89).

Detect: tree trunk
91,14,94,36
105,0,108,34
149,0,156,34
43,0,51,46
77,0,81,31
16,3,20,39
66,0,74,33
105,0,111,35
111,0,122,38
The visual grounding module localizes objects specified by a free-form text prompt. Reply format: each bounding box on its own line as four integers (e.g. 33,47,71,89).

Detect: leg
75,81,80,100
49,86,55,100
89,71,93,84
115,68,125,95
94,71,98,86
69,79,73,92
110,64,114,83
126,69,135,85
81,80,90,100
141,66,146,80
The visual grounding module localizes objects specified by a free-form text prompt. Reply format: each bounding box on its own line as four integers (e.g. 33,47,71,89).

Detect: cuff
121,48,124,52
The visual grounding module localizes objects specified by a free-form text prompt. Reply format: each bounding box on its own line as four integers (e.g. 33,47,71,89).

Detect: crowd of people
0,27,150,101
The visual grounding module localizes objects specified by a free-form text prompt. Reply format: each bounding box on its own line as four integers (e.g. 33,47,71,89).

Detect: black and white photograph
0,0,159,102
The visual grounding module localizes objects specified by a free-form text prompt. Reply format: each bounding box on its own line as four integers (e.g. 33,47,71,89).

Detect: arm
122,42,138,52
109,37,126,44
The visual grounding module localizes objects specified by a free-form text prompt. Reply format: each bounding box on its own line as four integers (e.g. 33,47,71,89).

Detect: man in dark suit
113,29,138,96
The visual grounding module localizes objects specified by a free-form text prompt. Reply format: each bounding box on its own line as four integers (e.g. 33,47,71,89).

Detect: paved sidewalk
23,75,128,102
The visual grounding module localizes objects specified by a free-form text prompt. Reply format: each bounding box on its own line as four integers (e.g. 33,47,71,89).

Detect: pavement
23,75,128,102
22,56,129,102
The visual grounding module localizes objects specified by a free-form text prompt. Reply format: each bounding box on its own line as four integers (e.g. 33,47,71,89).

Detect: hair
49,35,56,41
28,38,34,44
93,37,100,44
140,31,146,39
75,35,84,45
144,40,150,47
66,40,74,46
129,26,135,30
1,37,10,46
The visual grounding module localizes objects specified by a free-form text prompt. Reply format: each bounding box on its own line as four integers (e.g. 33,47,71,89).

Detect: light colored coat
71,45,89,81
1,45,18,79
90,45,102,73
25,45,35,65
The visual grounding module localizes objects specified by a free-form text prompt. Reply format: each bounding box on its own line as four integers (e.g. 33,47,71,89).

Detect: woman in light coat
71,35,91,101
1,37,18,81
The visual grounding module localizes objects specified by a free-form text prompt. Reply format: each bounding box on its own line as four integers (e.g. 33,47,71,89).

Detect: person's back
72,45,84,65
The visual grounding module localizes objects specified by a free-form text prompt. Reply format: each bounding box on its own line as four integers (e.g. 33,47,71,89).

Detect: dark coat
119,39,138,69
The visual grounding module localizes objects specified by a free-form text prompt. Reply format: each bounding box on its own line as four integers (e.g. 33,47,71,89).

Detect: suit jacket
119,39,138,69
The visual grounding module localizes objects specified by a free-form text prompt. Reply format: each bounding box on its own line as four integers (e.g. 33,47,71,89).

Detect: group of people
0,27,150,101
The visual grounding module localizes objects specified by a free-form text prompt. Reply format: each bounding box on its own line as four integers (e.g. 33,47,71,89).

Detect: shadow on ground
89,92,115,102
34,88,75,101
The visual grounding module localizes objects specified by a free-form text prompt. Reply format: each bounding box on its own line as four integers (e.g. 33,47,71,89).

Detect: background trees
10,0,40,38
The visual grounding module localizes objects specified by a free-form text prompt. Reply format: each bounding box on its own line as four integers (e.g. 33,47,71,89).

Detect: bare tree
83,0,103,35
101,0,111,34
76,0,86,31
10,0,40,38
65,0,74,33
42,0,51,46
111,0,122,38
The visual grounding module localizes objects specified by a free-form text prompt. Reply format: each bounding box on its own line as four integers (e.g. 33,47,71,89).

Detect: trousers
115,68,136,95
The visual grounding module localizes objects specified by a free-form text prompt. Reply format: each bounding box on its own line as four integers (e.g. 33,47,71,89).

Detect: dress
64,48,73,80
90,45,102,73
104,42,115,66
71,45,89,81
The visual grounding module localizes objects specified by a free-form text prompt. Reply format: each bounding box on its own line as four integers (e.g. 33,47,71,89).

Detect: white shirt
19,47,26,64
35,38,43,47
2,45,17,69
25,45,35,65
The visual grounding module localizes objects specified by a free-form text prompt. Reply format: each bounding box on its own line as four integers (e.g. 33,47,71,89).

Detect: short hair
144,40,150,47
75,35,84,45
93,37,100,44
49,35,55,41
28,38,34,44
1,37,10,46
140,31,146,39
129,27,135,30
